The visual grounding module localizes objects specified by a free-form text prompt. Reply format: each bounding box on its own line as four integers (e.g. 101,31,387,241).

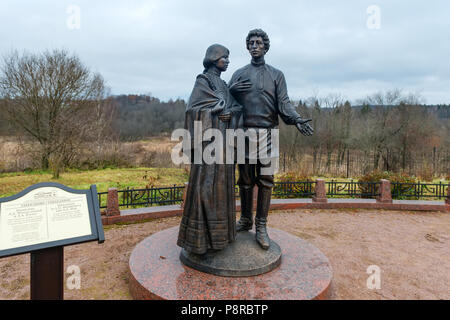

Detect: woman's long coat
177,71,242,255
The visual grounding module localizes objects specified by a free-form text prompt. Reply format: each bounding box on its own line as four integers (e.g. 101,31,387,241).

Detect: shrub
276,171,313,182
140,150,157,167
274,171,315,198
417,165,434,182
358,170,416,199
358,170,416,184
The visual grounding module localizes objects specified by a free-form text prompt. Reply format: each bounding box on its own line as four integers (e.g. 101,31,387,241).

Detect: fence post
446,182,450,205
377,179,392,204
313,179,327,203
106,188,120,216
181,182,189,209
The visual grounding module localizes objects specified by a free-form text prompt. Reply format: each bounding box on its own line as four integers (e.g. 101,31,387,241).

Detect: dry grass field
0,136,189,197
0,136,180,173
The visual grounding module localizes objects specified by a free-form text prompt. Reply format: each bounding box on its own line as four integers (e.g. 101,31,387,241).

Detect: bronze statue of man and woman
177,29,313,256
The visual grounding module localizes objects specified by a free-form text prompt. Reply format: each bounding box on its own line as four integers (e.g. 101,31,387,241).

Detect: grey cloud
0,0,449,103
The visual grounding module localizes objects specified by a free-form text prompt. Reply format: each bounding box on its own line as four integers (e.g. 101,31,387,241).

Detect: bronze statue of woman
177,44,243,255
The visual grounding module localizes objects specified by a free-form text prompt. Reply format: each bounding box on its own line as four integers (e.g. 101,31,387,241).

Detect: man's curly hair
246,29,270,53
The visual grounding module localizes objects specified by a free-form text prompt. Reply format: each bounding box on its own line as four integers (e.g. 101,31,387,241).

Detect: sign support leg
30,246,64,300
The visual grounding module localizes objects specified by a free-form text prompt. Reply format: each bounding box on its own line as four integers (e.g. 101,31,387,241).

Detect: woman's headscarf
202,44,229,69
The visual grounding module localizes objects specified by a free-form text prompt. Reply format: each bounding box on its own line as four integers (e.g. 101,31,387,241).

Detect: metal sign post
30,246,64,300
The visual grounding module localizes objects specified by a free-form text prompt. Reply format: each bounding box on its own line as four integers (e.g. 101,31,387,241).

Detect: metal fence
272,181,316,198
98,185,184,209
233,181,316,198
391,182,448,200
326,180,381,198
98,180,449,209
98,191,108,208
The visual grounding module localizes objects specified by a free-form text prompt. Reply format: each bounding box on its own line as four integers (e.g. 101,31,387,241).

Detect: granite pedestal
180,231,282,277
129,226,332,300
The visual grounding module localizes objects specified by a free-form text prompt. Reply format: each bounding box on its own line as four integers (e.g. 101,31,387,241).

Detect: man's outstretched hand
229,79,252,95
295,119,314,136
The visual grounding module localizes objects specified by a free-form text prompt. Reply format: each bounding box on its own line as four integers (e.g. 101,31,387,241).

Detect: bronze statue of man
229,29,313,250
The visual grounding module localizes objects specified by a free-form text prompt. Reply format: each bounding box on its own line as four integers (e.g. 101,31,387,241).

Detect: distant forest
109,93,449,177
111,95,186,139
84,94,450,140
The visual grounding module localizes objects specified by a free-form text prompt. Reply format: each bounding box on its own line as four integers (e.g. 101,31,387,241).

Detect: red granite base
129,226,333,300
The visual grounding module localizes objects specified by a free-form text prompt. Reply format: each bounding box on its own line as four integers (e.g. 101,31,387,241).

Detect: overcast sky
1,0,449,104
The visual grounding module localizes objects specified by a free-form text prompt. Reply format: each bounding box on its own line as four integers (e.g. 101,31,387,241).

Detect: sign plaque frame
0,182,105,299
0,182,104,258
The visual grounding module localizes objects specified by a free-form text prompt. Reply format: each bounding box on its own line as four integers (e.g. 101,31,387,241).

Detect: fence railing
99,180,449,211
98,191,108,209
326,180,381,198
98,185,184,209
272,181,316,198
391,182,448,200
233,181,316,199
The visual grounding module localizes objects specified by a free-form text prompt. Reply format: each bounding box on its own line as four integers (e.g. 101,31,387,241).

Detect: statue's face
215,55,229,72
247,36,265,59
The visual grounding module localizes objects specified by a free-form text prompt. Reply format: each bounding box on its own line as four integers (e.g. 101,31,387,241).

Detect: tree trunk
373,150,381,171
312,148,318,174
326,149,332,170
41,154,49,170
52,167,60,179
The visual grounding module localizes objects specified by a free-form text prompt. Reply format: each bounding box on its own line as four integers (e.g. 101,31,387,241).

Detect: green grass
0,167,189,198
1,167,446,200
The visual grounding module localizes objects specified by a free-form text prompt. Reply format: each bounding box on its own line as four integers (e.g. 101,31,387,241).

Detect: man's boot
255,186,272,250
236,187,254,232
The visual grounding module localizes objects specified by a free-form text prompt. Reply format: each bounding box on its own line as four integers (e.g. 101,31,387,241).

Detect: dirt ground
1,209,449,300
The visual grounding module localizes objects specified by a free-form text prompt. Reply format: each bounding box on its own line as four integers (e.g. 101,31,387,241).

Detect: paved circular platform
129,226,332,300
180,231,282,277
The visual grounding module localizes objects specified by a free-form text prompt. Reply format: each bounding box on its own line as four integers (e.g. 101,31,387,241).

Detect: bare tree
356,89,425,170
0,49,105,177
